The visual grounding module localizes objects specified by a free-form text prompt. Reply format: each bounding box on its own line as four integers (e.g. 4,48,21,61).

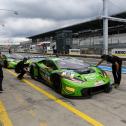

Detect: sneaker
17,76,22,80
114,84,119,89
0,90,3,93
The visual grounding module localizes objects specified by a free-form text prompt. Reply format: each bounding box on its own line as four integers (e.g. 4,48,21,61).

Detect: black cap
101,54,110,60
101,54,106,59
23,57,27,61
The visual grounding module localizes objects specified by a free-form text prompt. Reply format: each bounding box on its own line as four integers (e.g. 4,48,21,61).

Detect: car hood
62,67,107,82
8,59,20,62
74,67,92,74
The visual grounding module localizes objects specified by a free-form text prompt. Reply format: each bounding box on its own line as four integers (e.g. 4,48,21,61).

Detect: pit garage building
28,12,126,54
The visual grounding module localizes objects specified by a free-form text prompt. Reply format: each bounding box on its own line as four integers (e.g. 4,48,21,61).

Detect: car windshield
29,56,44,58
28,56,45,61
56,58,90,69
29,57,44,62
8,54,23,60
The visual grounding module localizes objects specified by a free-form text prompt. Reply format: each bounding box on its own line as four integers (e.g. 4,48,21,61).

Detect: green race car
30,57,112,97
27,55,46,65
2,53,24,68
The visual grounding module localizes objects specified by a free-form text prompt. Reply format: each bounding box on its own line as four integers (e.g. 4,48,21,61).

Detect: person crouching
15,58,29,80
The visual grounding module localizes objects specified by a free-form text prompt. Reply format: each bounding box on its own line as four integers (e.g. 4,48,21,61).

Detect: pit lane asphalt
1,70,126,126
0,56,126,126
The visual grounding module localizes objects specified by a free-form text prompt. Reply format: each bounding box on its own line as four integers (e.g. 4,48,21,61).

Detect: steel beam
103,0,108,54
102,16,126,23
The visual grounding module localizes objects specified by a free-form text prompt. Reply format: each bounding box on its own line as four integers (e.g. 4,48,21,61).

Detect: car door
39,60,57,83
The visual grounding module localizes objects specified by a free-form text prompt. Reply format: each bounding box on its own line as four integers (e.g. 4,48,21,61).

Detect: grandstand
28,12,126,54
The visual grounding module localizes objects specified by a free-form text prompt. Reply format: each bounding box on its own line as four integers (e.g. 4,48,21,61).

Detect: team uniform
0,53,3,92
15,58,29,79
99,55,122,87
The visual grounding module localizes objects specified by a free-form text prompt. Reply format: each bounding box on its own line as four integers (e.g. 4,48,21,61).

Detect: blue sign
98,65,126,74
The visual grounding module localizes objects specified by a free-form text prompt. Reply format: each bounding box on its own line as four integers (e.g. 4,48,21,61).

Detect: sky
0,0,126,44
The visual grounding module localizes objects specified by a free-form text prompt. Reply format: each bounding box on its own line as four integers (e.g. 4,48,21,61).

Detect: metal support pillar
103,0,108,54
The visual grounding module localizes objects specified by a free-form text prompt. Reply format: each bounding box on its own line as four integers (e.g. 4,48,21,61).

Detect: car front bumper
61,78,111,97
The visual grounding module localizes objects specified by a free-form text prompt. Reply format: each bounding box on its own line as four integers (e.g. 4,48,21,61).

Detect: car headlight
61,71,74,79
61,71,84,83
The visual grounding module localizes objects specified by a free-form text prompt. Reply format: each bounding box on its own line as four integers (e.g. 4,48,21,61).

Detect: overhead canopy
37,41,50,46
28,12,126,39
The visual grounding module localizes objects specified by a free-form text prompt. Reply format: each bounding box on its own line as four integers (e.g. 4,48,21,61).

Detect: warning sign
111,48,126,58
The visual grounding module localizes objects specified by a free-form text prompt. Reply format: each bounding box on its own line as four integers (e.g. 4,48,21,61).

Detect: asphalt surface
0,55,126,126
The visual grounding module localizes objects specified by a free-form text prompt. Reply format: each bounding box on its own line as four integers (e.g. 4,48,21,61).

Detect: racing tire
36,66,41,80
104,84,112,93
81,88,92,98
87,89,93,98
4,60,8,68
52,74,62,93
30,66,35,79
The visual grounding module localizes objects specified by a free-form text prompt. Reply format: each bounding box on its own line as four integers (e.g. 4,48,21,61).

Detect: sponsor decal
65,86,75,92
111,48,126,57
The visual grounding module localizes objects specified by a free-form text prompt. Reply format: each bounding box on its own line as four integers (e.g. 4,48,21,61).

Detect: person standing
15,58,29,80
96,54,122,88
0,52,3,66
52,45,55,54
0,64,3,92
9,48,12,54
0,52,3,93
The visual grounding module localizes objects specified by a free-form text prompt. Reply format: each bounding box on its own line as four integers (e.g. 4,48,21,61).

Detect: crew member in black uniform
9,48,12,54
0,64,3,93
15,58,29,80
0,52,3,93
96,54,122,88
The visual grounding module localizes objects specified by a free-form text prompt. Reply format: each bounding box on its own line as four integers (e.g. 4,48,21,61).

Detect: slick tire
30,66,35,79
52,74,62,93
82,89,92,98
104,84,112,93
36,66,41,80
